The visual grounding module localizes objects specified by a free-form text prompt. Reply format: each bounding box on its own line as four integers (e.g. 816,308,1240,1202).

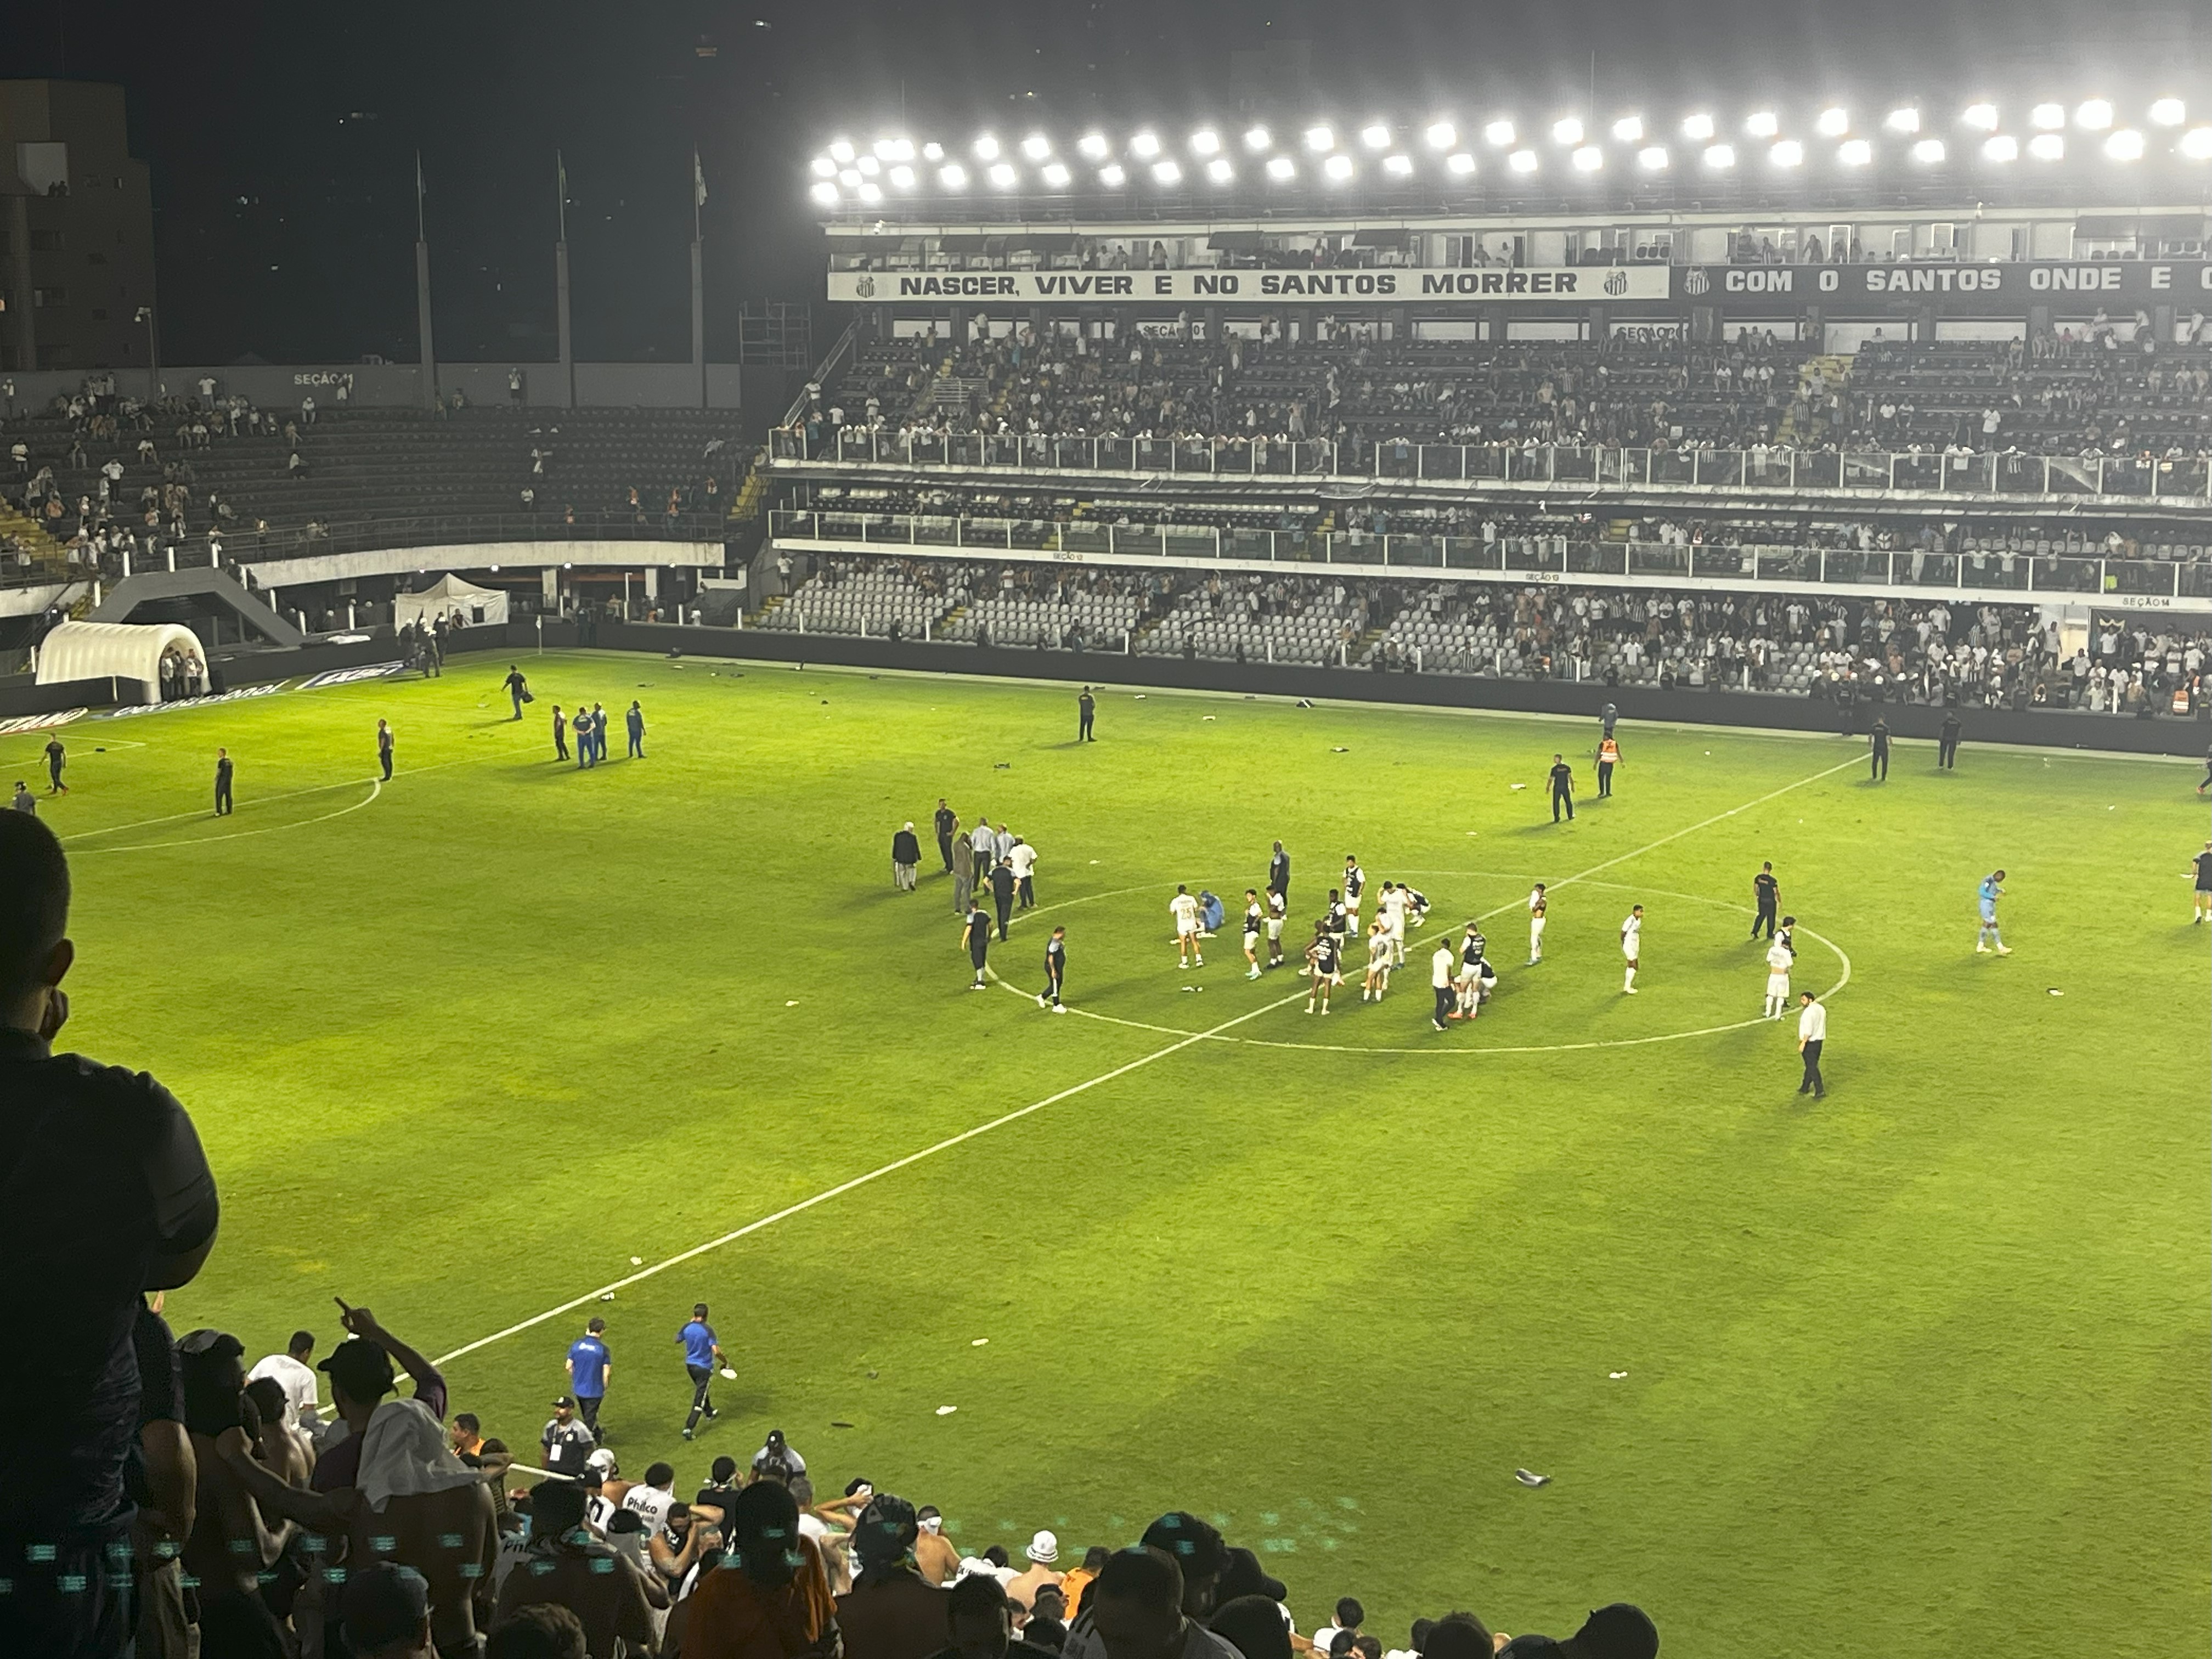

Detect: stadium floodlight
1306,124,1336,152
1446,150,1476,174
1323,153,1355,180
2027,132,2064,160
829,139,855,163
1571,144,1602,171
2149,98,2186,126
810,180,839,204
1911,138,1945,162
1770,139,1804,167
1426,120,1457,149
2075,99,2113,129
811,156,837,177
1485,119,1516,146
1021,133,1051,160
1981,135,2017,161
1079,133,1109,159
1553,117,1584,144
1884,107,1920,133
1362,122,1392,149
889,164,917,188
1962,103,1999,130
837,168,861,185
856,181,882,204
1683,112,1715,140
974,134,1000,160
1746,111,1779,138
1099,163,1126,186
1611,116,1643,142
871,139,895,159
938,163,967,188
1206,156,1234,183
922,142,944,161
1838,138,1872,165
1244,125,1273,151
1816,106,1850,136
1131,131,1161,158
1508,148,1538,172
2104,128,2145,160
2183,126,2212,160
1040,161,1070,187
1151,159,1182,184
2030,102,2065,129
856,154,880,176
987,162,1017,187
1383,153,1414,175
1637,144,1668,170
1266,155,1297,180
1190,129,1221,156
1702,143,1735,168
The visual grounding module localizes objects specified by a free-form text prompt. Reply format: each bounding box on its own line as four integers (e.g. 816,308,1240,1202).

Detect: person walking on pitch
989,855,1017,941
1869,717,1890,782
625,701,646,758
1751,862,1780,940
677,1305,724,1440
1009,837,1038,910
1268,840,1290,909
2194,842,2212,923
933,799,958,873
1762,935,1794,1019
43,736,67,795
1170,885,1203,968
1036,926,1068,1011
1796,992,1827,1098
1430,938,1458,1031
376,719,394,781
1595,735,1620,798
552,705,569,761
213,748,234,816
1342,856,1366,933
1077,686,1096,741
962,897,994,990
1975,870,2011,955
1939,710,1962,770
1601,700,1618,740
1526,883,1548,964
1621,904,1644,994
891,822,922,891
504,664,531,719
1548,753,1575,822
951,828,975,919
1242,890,1264,979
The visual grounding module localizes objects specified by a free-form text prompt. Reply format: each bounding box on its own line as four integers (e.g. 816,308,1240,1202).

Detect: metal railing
769,427,2212,504
768,508,2212,603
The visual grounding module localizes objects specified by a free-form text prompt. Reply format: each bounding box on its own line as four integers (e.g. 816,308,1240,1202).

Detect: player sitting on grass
1360,918,1392,1003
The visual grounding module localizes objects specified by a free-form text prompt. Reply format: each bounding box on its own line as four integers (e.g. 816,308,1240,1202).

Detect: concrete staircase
1778,353,1852,445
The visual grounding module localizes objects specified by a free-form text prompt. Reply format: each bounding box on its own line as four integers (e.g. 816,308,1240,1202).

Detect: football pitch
10,648,2207,1654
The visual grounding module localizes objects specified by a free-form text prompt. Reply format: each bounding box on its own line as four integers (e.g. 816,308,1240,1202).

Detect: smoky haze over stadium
1,4,2208,1658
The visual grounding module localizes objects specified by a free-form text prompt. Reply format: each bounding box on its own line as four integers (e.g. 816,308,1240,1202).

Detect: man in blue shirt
1976,868,2011,955
565,1316,611,1443
625,701,646,759
678,1303,724,1441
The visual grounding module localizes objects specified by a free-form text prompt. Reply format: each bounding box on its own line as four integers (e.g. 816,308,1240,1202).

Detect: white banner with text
829,265,1671,306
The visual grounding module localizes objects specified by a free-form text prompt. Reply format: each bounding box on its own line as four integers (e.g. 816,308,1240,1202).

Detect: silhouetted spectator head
1138,1513,1227,1617
1211,1596,1293,1659
486,1604,589,1659
527,1478,589,1543
1213,1550,1285,1611
1420,1613,1495,1659
1092,1547,1186,1659
1561,1605,1658,1659
947,1570,1016,1659
730,1476,803,1587
342,1561,432,1659
853,1492,921,1571
0,811,69,1027
1335,1601,1365,1632
319,1336,399,1416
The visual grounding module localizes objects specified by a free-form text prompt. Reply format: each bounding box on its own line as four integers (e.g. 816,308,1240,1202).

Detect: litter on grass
1510,782,1527,791
630,1256,644,1265
936,1405,958,1416
1331,746,1350,753
1202,715,1216,721
832,1420,854,1429
1609,1371,1628,1379
972,1338,989,1347
2047,988,2064,996
1514,1469,1551,1487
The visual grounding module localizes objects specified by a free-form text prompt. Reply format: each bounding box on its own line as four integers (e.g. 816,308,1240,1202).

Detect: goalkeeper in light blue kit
1976,869,2012,956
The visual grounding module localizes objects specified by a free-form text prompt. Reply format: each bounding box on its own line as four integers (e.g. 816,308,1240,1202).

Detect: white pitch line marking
71,780,384,854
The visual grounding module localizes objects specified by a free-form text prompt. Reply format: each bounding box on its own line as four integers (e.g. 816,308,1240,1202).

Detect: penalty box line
432,753,1859,1369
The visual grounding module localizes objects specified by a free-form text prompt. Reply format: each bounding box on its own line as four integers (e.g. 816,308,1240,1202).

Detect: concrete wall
245,539,724,589
1,360,748,411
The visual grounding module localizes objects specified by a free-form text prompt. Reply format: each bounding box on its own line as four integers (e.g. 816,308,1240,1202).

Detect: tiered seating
945,576,1146,648
1138,582,1364,666
758,555,957,636
1849,341,2212,454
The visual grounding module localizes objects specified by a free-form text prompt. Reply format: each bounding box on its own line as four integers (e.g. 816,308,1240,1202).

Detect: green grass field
9,648,2208,1655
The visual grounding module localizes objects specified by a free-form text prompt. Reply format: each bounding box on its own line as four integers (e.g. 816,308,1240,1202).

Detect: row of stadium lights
812,99,2212,202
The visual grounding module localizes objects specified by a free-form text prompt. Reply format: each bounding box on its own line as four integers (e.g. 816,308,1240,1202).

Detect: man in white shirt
1009,838,1039,910
1379,882,1408,966
1620,905,1643,995
1430,940,1459,1031
1170,886,1203,968
1526,883,1548,965
1796,992,1827,1098
245,1329,320,1426
1762,936,1795,1019
620,1460,679,1538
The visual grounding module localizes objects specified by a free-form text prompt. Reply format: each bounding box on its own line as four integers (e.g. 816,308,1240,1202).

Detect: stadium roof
808,93,2212,224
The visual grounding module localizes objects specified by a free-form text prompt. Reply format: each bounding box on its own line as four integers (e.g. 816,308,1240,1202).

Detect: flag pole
414,153,438,411
691,150,707,410
556,152,575,409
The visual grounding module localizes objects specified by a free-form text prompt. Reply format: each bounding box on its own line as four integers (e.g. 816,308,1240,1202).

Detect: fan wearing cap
543,1395,597,1477
495,1475,661,1655
1006,1530,1064,1612
837,1492,950,1659
1066,1542,1242,1659
678,1479,838,1659
341,1560,436,1659
933,1570,1066,1659
1496,1603,1658,1659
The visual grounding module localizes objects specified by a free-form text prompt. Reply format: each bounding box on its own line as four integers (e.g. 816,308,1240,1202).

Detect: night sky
9,0,2198,365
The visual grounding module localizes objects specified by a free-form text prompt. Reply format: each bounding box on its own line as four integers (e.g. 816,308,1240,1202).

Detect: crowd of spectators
1,807,1658,1657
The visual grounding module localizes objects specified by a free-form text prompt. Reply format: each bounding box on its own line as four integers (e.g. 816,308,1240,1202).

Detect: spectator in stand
1496,1604,1655,1657
1210,1598,1293,1659
1006,1531,1064,1611
0,811,221,1654
916,1504,962,1585
246,1328,320,1426
838,1493,950,1659
131,1298,198,1659
1420,1615,1498,1659
1074,1545,1240,1659
938,1571,1065,1659
543,1395,597,1476
341,1560,438,1659
488,1604,592,1659
178,1327,293,1655
681,1478,837,1659
1312,1599,1365,1656
496,1477,661,1656
1058,1545,1109,1622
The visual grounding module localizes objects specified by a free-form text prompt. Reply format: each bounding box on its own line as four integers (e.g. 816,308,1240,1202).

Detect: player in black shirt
1304,924,1340,1015
962,903,992,990
1324,890,1347,949
1037,927,1068,1009
213,749,234,816
1548,753,1575,822
2193,842,2212,924
1751,862,1780,940
933,799,958,872
989,857,1017,941
44,736,67,795
1268,841,1290,906
1869,718,1890,782
1077,686,1096,742
1939,711,1962,770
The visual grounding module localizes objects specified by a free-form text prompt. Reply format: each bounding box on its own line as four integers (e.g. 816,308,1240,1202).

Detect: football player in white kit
1265,888,1287,969
1242,889,1265,980
1526,882,1548,965
1379,881,1409,966
1360,917,1393,1002
1762,934,1794,1019
1621,904,1643,994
